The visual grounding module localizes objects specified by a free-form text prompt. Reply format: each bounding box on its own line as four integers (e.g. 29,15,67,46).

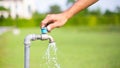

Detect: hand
41,13,68,32
40,0,98,32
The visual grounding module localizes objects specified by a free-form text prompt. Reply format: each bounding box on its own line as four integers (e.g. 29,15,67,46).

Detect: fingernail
47,26,51,32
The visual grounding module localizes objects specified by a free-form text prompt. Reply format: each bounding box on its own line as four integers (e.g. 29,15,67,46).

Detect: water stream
40,42,60,68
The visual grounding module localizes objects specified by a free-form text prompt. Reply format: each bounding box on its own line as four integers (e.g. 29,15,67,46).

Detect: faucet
24,27,54,68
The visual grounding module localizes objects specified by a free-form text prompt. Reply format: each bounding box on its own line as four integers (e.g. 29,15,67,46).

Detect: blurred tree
67,0,75,5
0,6,7,11
32,12,45,26
49,5,61,14
89,7,101,16
0,6,9,16
78,9,90,16
66,0,75,8
104,9,113,16
104,9,116,25
116,6,120,13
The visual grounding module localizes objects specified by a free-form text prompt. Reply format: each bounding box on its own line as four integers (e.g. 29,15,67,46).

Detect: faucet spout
24,34,54,45
41,34,54,43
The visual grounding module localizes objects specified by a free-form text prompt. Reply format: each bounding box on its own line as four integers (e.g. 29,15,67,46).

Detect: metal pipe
24,34,54,68
24,44,30,68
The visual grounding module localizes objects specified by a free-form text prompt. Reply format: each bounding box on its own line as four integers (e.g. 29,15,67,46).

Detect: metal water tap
24,27,54,45
41,27,54,43
24,27,54,68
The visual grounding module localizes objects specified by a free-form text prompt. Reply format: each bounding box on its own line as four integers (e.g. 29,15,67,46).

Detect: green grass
0,27,120,68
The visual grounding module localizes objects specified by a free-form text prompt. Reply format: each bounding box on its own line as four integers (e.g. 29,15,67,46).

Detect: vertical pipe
24,44,30,68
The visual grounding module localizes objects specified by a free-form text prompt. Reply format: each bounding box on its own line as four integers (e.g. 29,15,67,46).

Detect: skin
41,0,98,32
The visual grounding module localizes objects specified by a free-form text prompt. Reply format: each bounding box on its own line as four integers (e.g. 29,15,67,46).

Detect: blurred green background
0,0,120,68
0,27,120,68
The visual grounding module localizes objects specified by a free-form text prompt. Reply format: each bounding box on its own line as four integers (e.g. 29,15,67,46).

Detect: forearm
63,0,98,19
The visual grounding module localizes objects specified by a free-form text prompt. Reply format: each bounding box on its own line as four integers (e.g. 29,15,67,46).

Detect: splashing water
41,42,60,68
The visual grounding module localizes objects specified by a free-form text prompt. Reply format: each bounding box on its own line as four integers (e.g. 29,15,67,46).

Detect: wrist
62,11,74,19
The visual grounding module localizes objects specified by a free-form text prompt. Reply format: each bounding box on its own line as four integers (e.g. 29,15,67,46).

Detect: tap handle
41,27,48,34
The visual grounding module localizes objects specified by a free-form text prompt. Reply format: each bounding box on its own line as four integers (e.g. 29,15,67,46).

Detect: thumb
46,23,57,32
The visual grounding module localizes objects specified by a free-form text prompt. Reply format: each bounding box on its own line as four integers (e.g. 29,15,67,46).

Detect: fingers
46,23,56,32
47,22,60,32
40,14,66,32
41,19,49,28
40,14,52,28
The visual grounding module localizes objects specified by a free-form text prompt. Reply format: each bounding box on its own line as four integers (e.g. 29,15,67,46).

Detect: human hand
41,13,68,32
40,0,98,32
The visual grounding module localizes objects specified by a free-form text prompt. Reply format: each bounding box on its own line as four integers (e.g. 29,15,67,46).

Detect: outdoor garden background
0,0,120,68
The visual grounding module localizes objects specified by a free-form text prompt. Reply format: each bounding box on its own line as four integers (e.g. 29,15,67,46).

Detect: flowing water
40,42,60,68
